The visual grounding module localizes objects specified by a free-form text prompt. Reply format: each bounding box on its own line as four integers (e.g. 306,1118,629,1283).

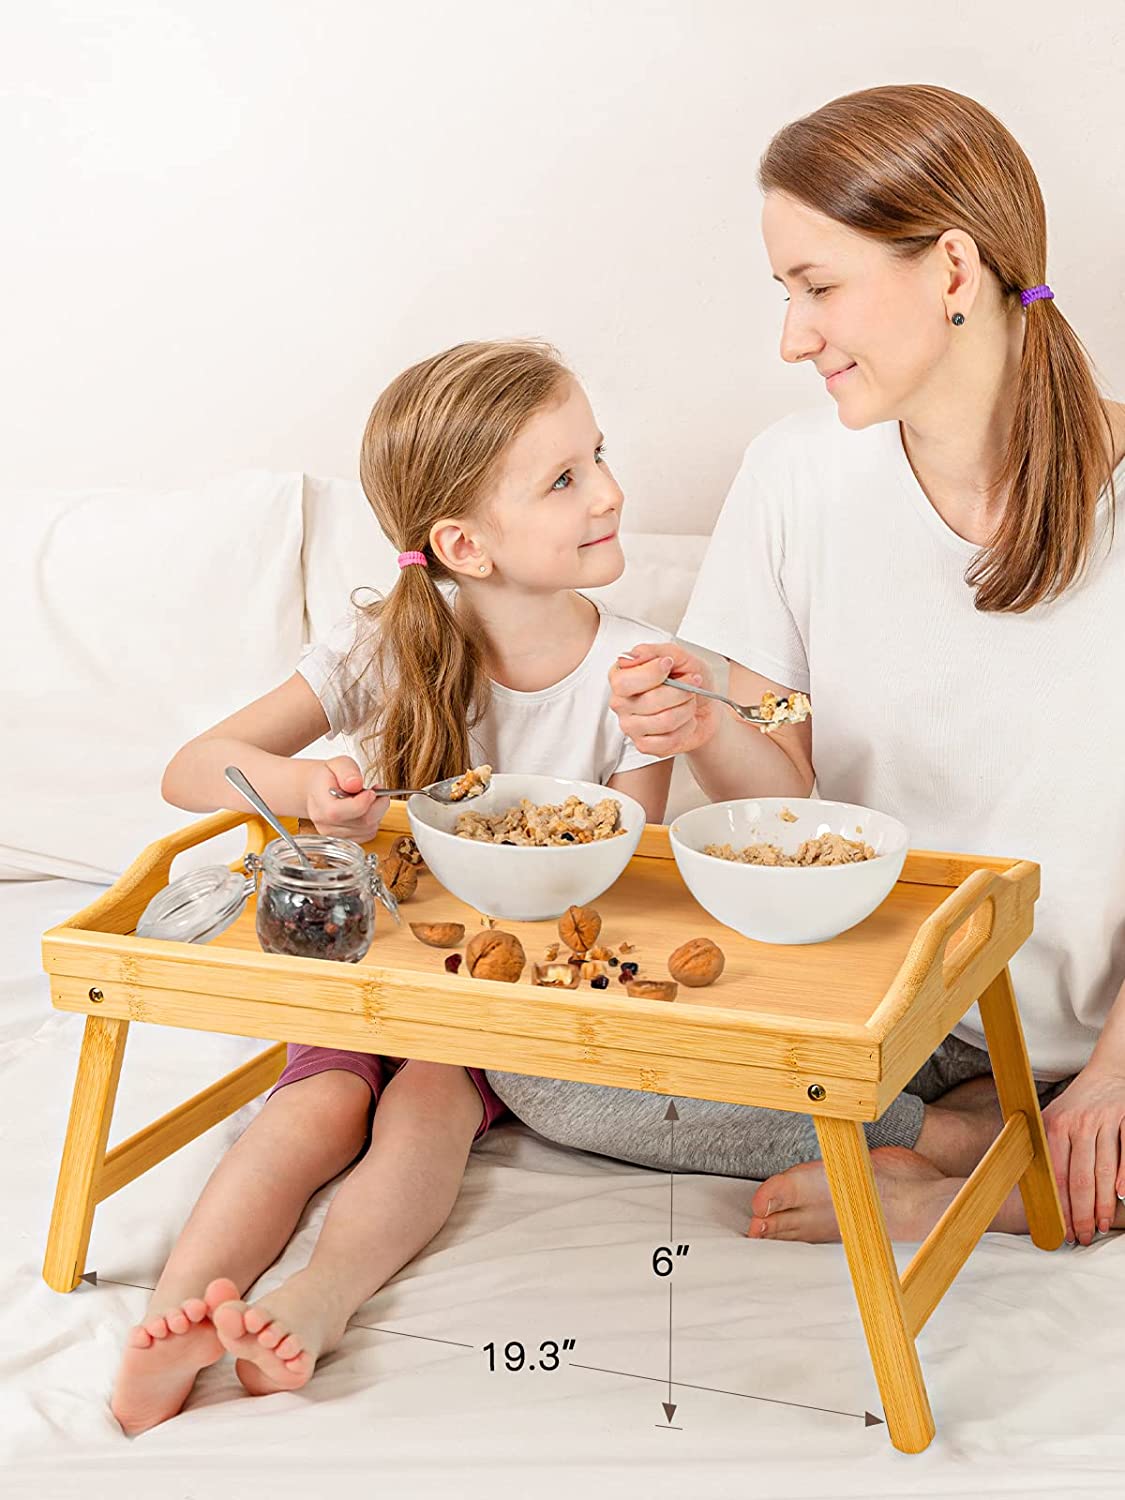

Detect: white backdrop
3,0,1124,532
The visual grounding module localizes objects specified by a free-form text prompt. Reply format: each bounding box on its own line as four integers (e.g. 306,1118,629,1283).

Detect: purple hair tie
1020,284,1054,308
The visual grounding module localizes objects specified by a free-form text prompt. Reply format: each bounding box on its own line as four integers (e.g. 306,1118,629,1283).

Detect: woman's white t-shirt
678,406,1125,1081
297,591,669,786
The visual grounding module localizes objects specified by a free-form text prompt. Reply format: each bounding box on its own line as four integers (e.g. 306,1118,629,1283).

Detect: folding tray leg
977,965,1066,1250
43,1014,129,1293
813,1114,935,1454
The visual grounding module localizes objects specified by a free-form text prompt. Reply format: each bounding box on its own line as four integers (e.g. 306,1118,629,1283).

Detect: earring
951,312,965,326
478,564,487,574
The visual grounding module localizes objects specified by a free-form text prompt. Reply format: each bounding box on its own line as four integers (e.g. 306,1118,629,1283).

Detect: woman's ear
935,227,981,317
430,519,490,578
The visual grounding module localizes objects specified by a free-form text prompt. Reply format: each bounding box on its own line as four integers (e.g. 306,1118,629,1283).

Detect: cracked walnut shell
558,904,602,953
626,980,678,1002
409,922,466,948
668,937,726,988
465,930,526,983
377,853,418,902
532,963,579,989
390,834,425,868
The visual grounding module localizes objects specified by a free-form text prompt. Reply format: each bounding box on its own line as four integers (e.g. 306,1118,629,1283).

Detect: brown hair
347,339,570,788
759,84,1117,612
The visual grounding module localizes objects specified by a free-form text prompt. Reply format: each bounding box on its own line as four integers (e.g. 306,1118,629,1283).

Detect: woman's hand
1040,1062,1125,1244
608,642,721,758
304,757,390,842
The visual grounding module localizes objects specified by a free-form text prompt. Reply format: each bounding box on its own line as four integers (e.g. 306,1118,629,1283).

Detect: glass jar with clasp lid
137,835,399,959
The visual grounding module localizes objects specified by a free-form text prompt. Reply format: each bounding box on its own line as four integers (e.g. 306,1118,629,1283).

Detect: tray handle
869,861,1038,1040
52,808,290,937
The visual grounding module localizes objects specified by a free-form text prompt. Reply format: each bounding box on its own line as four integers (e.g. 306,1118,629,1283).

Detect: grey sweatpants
486,1032,1075,1181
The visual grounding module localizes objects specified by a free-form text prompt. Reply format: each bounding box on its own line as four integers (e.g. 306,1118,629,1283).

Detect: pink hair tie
397,550,428,569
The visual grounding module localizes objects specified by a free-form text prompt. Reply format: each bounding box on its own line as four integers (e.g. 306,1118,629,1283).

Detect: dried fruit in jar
377,853,418,901
626,979,678,1002
410,922,466,948
559,904,602,953
667,937,726,988
465,929,526,982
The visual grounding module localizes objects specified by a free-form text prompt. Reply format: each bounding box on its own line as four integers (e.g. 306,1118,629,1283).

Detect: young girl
111,339,673,1435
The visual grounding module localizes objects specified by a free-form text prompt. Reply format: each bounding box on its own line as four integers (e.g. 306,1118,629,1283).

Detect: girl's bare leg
212,1061,484,1394
111,1070,373,1434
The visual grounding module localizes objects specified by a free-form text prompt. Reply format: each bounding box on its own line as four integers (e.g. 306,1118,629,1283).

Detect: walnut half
558,904,602,954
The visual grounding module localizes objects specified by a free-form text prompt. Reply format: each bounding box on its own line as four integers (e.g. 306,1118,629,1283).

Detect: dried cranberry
444,954,462,974
590,974,609,990
609,956,619,967
621,961,639,976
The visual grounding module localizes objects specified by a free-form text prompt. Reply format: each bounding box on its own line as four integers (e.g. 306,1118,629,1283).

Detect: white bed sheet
2,877,1122,1499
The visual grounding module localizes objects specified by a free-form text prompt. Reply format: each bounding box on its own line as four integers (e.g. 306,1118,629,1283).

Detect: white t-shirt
297,591,669,786
679,406,1125,1081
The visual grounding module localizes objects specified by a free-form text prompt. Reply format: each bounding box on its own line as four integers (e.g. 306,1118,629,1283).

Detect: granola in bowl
704,832,877,867
456,794,625,846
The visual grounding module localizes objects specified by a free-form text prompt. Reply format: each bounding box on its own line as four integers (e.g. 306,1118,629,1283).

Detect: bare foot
747,1146,957,1243
110,1276,238,1435
212,1269,347,1396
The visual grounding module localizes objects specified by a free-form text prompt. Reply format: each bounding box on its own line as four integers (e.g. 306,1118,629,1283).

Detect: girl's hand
608,642,721,757
1040,1063,1125,1245
304,757,390,842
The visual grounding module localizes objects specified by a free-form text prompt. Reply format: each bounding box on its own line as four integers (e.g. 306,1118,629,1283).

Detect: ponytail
968,298,1116,612
353,563,490,790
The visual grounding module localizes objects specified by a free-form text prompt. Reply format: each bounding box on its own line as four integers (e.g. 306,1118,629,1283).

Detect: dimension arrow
664,1098,679,1423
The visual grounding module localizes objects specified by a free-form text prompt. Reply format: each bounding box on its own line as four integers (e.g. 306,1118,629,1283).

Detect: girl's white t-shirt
678,406,1125,1081
297,591,669,787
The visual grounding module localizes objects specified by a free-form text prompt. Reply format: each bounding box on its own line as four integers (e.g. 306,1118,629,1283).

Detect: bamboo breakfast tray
40,803,1064,1453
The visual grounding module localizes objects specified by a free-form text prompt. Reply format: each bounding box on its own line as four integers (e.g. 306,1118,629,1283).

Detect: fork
664,676,805,727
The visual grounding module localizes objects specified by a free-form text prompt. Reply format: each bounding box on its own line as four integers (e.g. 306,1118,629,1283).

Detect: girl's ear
430,518,489,578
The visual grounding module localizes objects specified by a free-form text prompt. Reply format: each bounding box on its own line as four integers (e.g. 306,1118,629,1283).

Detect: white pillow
1,472,306,882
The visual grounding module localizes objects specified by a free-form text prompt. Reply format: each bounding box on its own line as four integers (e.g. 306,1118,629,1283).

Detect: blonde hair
759,84,1117,613
347,339,570,788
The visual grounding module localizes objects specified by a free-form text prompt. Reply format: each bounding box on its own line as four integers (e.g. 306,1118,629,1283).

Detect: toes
166,1310,191,1335
182,1298,209,1324
144,1315,171,1340
274,1332,305,1362
203,1277,241,1313
283,1351,314,1379
212,1300,249,1347
256,1321,286,1351
243,1306,270,1336
126,1324,153,1350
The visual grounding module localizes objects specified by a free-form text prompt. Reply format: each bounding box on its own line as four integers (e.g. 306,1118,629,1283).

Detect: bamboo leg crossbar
39,809,1065,1453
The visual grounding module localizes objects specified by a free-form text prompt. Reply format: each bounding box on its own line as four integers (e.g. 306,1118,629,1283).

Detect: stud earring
478,564,487,574
952,312,965,326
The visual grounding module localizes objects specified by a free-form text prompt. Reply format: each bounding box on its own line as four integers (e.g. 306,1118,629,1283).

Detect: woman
489,85,1125,1251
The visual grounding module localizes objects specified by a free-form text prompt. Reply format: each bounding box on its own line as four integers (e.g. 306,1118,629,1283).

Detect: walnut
544,942,560,961
409,922,466,948
390,834,425,868
377,853,418,902
465,930,526,983
559,904,602,953
626,980,678,1002
580,960,604,981
532,963,579,989
667,937,726,988
588,944,611,961
618,941,635,955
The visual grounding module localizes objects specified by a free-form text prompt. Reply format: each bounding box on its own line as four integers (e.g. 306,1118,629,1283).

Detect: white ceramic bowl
407,773,646,922
669,797,908,945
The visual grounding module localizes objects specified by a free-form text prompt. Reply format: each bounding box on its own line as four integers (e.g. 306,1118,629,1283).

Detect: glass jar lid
137,864,252,945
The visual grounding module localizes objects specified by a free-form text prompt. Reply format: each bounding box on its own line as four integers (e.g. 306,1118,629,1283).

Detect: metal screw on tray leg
88,988,104,1004
807,1084,826,1101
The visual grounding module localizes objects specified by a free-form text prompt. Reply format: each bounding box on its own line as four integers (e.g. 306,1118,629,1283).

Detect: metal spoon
664,677,810,728
327,772,490,804
224,766,314,869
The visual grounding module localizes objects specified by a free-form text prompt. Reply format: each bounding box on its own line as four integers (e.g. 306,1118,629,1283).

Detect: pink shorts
268,1044,507,1143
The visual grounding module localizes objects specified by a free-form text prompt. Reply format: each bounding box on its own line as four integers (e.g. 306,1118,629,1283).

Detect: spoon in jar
224,766,315,869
